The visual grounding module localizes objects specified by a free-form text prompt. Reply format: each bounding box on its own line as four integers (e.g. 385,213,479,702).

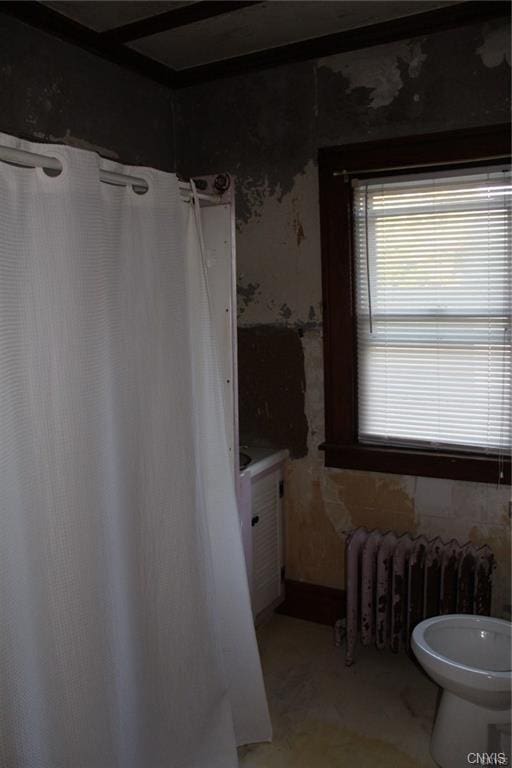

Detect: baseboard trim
277,579,346,626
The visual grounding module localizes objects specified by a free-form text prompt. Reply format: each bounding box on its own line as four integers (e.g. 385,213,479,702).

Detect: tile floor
239,615,439,767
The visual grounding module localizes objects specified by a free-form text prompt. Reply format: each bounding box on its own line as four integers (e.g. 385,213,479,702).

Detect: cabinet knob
251,515,260,527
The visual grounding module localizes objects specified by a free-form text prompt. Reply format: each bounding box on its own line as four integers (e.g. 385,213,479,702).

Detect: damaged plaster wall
179,18,511,615
176,17,511,615
0,13,174,169
176,17,512,614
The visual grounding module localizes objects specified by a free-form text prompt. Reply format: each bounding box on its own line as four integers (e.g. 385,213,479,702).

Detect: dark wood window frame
318,124,511,484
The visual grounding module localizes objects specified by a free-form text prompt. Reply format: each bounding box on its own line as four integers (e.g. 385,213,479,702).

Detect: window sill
319,442,510,485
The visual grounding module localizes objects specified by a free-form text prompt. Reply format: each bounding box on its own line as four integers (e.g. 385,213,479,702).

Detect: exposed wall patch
318,40,426,109
238,325,308,458
477,23,511,68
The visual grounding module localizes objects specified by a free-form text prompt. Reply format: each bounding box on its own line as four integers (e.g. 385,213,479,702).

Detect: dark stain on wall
175,61,316,223
238,326,308,458
0,13,174,170
238,280,261,315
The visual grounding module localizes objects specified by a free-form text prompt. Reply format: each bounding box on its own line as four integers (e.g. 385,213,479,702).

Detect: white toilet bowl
412,614,511,768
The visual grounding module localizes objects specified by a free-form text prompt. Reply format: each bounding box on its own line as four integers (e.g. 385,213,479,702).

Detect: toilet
412,614,511,768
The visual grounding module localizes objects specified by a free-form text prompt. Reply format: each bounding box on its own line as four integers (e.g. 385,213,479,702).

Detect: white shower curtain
0,132,271,768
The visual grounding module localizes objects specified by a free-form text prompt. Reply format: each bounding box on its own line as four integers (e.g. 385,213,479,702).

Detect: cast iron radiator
344,527,494,665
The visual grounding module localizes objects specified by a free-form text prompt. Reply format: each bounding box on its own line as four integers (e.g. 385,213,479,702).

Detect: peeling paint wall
236,160,322,326
0,13,174,169
176,17,511,617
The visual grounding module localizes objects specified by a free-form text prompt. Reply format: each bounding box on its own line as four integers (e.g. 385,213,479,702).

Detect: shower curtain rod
0,144,220,201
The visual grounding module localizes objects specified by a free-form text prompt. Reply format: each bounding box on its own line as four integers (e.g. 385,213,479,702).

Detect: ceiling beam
0,1,180,87
1,0,509,91
102,1,264,44
175,1,511,87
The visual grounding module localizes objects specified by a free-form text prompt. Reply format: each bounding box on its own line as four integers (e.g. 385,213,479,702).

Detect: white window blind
353,166,511,455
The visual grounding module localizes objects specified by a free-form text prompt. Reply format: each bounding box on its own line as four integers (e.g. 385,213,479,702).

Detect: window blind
353,166,511,455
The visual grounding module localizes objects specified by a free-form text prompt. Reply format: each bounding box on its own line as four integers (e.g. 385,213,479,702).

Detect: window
355,167,511,453
319,125,511,483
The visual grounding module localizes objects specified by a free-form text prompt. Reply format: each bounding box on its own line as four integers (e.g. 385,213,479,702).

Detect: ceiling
2,1,509,87
45,1,193,32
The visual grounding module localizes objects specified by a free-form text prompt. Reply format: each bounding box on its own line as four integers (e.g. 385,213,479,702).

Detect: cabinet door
251,469,282,617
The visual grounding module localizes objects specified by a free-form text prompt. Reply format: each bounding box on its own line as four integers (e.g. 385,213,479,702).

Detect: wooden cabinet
238,448,288,621
251,465,284,619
